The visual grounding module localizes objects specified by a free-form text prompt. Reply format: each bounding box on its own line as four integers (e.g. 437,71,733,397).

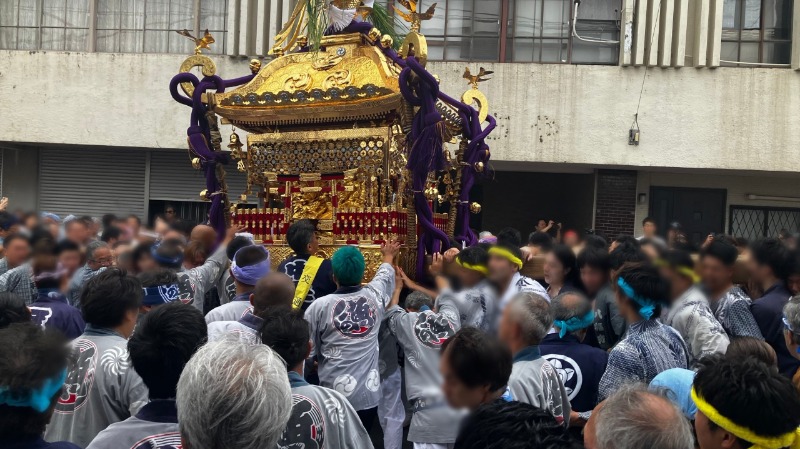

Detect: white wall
634,170,800,231
2,50,800,174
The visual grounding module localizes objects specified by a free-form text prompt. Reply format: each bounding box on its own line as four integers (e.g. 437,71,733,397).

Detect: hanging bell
470,202,482,214
200,189,211,202
474,161,484,173
191,157,201,170
228,131,244,159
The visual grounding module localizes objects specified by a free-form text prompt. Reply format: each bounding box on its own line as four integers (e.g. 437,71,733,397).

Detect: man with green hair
304,241,401,437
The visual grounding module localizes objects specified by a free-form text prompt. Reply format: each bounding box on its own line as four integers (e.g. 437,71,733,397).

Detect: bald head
587,385,694,449
551,291,593,332
251,272,296,316
190,225,216,251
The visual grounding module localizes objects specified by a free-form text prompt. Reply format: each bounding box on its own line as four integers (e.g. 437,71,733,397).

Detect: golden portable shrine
170,0,496,279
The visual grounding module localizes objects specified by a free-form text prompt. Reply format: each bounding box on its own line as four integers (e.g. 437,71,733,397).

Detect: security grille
729,206,800,240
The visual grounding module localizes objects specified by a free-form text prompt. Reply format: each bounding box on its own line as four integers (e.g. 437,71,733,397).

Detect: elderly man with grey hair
783,295,800,384
498,291,571,426
540,292,608,428
68,240,113,306
584,384,694,449
177,339,292,449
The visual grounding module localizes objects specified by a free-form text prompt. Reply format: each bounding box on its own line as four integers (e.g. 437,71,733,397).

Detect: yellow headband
677,266,700,284
456,258,489,275
691,388,800,449
488,247,523,269
655,259,700,283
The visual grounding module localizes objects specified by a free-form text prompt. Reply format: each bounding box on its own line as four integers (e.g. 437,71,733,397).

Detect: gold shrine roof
213,33,402,128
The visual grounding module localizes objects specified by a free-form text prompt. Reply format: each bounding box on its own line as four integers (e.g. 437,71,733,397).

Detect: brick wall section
595,170,637,238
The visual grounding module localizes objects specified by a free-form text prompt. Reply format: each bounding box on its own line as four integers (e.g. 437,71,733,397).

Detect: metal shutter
149,150,250,202
39,148,146,218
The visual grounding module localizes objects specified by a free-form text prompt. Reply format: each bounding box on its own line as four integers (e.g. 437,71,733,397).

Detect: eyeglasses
91,257,114,265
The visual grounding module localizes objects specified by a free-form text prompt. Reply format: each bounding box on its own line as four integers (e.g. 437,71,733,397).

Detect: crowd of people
1,207,800,449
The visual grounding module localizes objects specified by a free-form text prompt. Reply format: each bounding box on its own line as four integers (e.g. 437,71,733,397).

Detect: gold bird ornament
176,29,215,55
393,0,437,32
463,67,493,88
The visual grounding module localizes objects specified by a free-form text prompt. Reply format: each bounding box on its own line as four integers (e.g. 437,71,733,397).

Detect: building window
96,0,229,54
423,0,502,61
0,0,228,54
419,0,619,63
729,206,800,241
721,0,793,65
0,0,91,51
506,0,619,63
507,0,570,63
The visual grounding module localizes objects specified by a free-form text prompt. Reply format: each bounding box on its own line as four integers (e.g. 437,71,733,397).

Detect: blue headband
151,242,184,266
554,309,596,338
0,368,67,412
617,277,656,320
142,283,180,305
231,246,271,286
41,212,61,222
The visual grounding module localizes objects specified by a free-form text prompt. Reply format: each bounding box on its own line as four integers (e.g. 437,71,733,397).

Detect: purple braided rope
169,71,256,244
372,35,495,260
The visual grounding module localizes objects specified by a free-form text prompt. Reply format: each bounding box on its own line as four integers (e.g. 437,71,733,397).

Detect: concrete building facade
1,0,799,244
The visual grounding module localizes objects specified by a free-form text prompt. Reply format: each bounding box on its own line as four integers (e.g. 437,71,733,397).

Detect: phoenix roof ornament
393,0,437,32
176,29,215,55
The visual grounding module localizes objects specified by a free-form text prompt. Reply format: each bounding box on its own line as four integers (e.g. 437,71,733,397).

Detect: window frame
721,0,793,66
0,0,92,51
729,205,800,240
0,0,228,54
420,0,620,64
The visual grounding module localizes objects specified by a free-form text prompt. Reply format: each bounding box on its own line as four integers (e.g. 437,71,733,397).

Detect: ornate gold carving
247,128,390,176
367,27,381,43
461,67,492,122
380,35,394,49
292,190,333,220
312,52,344,71
176,29,215,55
270,0,307,55
333,0,362,8
283,73,312,93
398,32,428,67
214,38,402,128
249,59,262,74
322,70,353,90
462,89,489,123
178,55,217,98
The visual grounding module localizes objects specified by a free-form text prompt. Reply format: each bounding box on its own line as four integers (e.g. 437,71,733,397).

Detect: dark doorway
477,171,596,239
649,187,727,246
